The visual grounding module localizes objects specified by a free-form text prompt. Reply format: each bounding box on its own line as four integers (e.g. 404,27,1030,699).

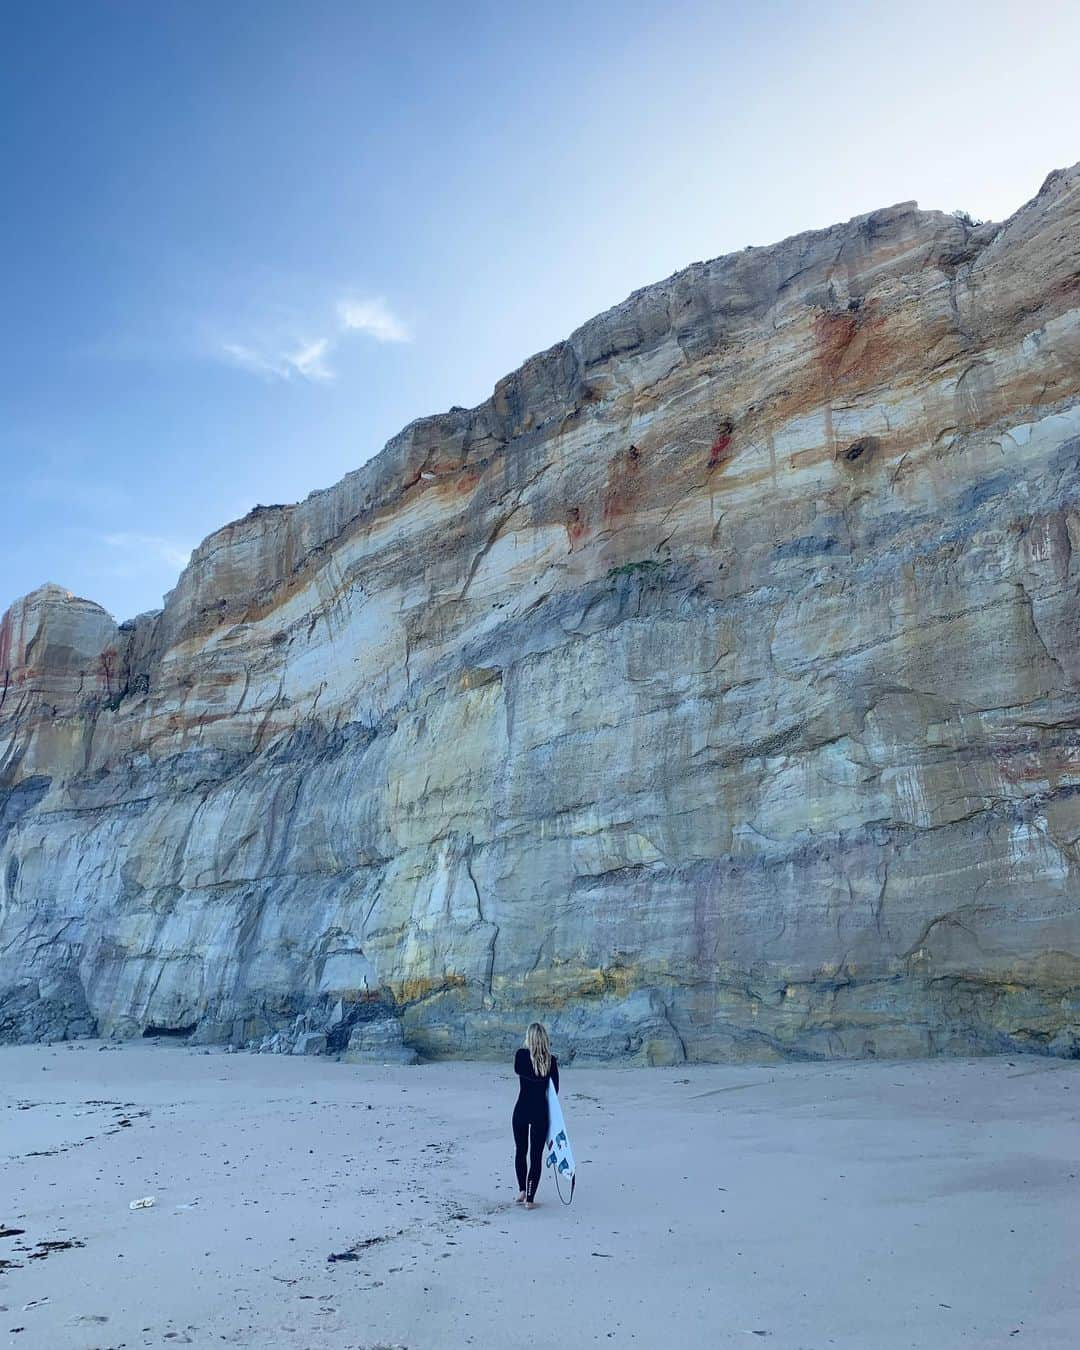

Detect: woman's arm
551,1058,559,1094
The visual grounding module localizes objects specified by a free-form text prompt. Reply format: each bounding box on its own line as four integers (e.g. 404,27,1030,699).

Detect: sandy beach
1,1043,1077,1349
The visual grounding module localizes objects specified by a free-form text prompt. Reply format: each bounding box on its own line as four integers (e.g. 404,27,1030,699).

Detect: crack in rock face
2,165,1080,1061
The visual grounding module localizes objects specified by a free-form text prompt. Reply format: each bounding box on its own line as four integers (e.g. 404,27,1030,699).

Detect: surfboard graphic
545,1079,576,1203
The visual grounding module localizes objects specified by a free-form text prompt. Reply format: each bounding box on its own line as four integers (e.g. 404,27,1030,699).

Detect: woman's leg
526,1117,546,1201
512,1109,529,1195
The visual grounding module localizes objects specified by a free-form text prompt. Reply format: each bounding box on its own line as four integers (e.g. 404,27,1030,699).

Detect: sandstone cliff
3,166,1079,1061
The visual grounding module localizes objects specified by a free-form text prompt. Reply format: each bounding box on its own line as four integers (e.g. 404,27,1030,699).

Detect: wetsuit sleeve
551,1058,559,1094
514,1047,528,1076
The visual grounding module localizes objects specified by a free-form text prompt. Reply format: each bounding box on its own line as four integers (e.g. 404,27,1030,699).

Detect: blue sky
3,0,1078,622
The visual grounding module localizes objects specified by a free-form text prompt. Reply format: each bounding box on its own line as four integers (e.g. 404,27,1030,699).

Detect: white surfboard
545,1079,576,1202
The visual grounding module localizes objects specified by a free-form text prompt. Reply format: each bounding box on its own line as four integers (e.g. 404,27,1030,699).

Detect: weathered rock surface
344,1018,418,1065
2,167,1079,1062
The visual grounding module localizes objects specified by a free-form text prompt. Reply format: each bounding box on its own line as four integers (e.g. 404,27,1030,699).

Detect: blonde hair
525,1021,551,1078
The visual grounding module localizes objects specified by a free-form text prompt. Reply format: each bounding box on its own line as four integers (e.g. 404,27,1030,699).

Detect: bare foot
525,1199,538,1209
515,1192,526,1204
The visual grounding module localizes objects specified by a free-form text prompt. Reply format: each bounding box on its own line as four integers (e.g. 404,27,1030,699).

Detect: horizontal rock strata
2,166,1080,1061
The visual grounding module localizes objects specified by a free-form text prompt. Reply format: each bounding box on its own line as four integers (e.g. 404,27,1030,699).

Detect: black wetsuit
512,1047,559,1201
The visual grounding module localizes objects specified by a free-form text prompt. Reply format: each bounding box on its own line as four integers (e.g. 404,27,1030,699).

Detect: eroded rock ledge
2,166,1079,1061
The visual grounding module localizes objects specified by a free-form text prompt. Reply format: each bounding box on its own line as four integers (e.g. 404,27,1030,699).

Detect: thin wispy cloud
102,532,193,573
220,335,335,383
219,342,283,380
214,293,410,384
337,297,411,344
291,337,335,380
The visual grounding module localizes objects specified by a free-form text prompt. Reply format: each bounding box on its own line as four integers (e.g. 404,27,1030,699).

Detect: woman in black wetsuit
512,1021,559,1209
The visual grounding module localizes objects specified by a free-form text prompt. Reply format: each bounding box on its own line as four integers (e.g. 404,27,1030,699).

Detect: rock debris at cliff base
1,165,1079,1060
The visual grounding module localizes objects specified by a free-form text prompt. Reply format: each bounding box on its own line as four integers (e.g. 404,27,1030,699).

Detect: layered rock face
3,167,1080,1061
